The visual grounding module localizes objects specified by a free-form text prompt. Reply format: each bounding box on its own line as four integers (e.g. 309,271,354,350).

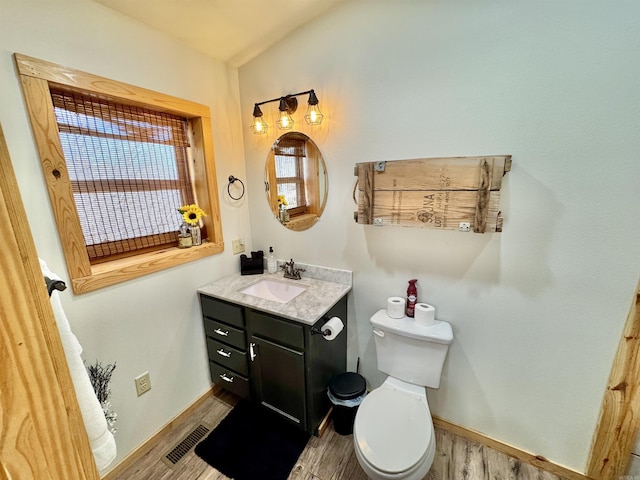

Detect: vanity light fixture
250,89,323,134
250,104,268,134
276,97,295,130
304,90,323,126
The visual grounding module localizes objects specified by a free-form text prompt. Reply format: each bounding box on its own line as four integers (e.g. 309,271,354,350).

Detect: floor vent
161,423,210,467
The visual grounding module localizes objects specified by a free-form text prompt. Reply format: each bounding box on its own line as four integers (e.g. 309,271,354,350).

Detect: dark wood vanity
199,293,347,435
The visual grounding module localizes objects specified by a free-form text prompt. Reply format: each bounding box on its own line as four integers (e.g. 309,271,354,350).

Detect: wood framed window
274,136,308,216
50,88,199,262
15,54,224,294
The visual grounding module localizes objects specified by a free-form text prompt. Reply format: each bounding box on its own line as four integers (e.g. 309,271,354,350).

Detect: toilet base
354,428,435,480
352,377,435,480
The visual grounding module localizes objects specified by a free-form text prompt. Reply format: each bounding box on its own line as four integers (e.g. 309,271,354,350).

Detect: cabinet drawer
209,361,250,399
200,295,244,329
249,310,303,350
204,317,246,350
206,337,248,376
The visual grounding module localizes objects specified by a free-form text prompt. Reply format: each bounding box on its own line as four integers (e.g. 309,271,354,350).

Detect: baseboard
317,406,333,437
101,385,222,480
432,416,593,480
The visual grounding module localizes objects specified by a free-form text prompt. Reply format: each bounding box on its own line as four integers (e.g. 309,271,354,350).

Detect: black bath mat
194,400,310,480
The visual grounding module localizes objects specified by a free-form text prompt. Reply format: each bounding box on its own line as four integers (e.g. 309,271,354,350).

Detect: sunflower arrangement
276,195,289,223
178,204,206,226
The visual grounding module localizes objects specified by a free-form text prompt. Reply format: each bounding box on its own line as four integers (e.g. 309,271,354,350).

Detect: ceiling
93,0,345,68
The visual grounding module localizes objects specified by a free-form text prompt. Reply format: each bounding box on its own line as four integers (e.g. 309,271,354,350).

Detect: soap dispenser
267,246,277,274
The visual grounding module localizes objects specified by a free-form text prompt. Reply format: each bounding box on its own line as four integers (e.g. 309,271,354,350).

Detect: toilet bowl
353,309,453,480
353,377,435,480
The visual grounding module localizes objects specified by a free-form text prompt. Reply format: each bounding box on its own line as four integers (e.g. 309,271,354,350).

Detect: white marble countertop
197,263,352,326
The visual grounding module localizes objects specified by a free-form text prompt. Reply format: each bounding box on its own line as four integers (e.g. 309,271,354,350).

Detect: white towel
39,259,117,474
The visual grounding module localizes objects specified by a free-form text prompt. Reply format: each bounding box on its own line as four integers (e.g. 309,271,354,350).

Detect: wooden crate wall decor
353,155,512,233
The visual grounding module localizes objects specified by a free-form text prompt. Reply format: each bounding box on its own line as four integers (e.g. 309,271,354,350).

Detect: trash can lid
329,372,366,400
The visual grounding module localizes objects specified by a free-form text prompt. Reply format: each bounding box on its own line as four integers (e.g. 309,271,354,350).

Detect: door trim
587,281,640,479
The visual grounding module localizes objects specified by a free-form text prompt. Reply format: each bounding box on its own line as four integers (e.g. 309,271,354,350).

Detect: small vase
177,223,192,248
191,225,202,246
279,208,287,223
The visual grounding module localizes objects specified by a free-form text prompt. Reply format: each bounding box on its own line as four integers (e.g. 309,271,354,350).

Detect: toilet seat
354,387,431,474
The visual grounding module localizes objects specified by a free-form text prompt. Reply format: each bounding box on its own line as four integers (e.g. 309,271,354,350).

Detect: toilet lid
354,388,431,474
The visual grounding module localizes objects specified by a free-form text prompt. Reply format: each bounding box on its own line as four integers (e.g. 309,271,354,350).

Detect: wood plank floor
110,391,567,480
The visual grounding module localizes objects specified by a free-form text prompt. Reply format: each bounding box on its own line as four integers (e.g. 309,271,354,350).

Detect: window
51,88,199,262
274,136,308,216
16,54,224,294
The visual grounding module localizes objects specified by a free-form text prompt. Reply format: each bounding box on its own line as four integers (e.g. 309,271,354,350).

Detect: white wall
3,0,639,473
0,0,250,469
239,0,640,472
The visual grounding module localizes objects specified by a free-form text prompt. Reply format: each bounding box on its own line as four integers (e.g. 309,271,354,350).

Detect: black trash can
328,372,367,435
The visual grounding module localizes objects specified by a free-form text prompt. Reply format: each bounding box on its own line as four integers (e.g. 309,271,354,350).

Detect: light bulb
304,104,323,125
304,90,323,126
250,104,268,134
277,110,294,130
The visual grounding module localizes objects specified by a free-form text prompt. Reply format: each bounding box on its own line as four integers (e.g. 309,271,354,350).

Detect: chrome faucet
282,259,305,280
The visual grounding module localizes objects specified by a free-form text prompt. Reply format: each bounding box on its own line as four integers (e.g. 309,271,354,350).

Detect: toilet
353,309,453,480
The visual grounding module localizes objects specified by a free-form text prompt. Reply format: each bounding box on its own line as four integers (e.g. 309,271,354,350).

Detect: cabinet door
250,335,306,428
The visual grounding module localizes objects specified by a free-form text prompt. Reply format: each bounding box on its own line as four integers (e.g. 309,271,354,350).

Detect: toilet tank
370,309,453,388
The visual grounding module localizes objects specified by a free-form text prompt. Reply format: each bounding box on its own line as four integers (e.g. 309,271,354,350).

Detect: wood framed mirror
264,132,328,231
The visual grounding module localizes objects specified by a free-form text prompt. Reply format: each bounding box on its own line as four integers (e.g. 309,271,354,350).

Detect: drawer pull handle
250,342,257,361
217,349,232,358
219,373,234,383
214,328,229,337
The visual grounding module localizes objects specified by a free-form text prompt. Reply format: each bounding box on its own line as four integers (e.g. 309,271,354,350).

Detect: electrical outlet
459,222,471,232
135,372,151,397
232,238,245,254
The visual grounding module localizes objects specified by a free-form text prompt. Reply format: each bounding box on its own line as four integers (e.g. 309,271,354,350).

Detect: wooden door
0,123,99,479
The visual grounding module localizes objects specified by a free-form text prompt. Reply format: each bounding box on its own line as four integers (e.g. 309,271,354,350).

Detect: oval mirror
265,132,328,231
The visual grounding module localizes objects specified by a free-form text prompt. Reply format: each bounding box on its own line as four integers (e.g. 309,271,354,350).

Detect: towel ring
227,175,245,200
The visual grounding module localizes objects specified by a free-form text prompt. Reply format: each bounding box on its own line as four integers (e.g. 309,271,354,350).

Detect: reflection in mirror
265,133,327,231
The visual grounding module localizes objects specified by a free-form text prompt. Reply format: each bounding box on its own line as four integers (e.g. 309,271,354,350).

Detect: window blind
274,136,307,212
50,88,195,261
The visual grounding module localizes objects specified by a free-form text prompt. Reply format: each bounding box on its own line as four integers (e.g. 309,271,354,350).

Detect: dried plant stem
86,360,118,434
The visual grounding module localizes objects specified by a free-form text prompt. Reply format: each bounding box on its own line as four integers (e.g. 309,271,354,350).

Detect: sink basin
239,278,307,304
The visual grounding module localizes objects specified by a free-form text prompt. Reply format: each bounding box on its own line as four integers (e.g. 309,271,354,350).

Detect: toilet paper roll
322,317,344,341
414,303,436,326
386,296,406,319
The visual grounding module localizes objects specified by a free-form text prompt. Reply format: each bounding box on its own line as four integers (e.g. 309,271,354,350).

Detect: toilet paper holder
311,316,344,340
310,326,331,336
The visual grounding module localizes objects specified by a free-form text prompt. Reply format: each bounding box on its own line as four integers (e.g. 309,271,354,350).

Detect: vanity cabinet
199,293,348,435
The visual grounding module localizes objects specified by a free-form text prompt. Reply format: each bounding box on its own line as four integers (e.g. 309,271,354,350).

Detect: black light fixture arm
254,89,316,109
